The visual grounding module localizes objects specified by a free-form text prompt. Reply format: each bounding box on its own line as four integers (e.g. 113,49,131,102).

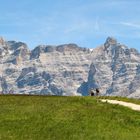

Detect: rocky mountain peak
0,37,5,46
104,37,118,50
56,43,85,52
102,37,131,62
30,43,88,59
104,37,129,52
7,41,28,51
105,37,117,45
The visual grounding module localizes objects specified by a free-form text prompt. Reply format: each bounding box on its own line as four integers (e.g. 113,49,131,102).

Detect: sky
0,0,140,51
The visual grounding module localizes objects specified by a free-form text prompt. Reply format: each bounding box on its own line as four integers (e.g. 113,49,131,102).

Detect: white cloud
120,22,140,29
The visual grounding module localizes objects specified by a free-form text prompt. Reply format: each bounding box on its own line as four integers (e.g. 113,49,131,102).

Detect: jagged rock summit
0,36,140,98
0,37,5,46
78,37,140,98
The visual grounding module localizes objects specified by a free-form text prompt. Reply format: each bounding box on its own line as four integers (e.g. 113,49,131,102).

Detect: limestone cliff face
0,38,91,95
0,36,140,98
79,37,140,98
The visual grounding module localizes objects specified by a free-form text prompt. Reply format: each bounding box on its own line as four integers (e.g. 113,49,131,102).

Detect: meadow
0,95,140,140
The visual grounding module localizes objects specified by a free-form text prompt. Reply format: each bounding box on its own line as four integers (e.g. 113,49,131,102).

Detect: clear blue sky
0,0,140,51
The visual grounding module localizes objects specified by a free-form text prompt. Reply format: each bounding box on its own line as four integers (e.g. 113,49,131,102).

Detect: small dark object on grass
90,90,95,96
96,88,100,96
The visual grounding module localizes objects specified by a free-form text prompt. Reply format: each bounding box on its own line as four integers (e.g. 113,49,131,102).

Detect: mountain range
0,36,140,98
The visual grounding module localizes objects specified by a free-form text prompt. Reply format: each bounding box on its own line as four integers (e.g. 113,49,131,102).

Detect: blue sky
0,0,140,51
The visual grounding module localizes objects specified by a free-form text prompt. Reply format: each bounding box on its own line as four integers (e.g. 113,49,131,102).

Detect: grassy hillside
0,95,140,140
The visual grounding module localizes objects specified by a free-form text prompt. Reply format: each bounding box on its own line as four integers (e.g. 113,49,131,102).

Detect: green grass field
0,95,140,140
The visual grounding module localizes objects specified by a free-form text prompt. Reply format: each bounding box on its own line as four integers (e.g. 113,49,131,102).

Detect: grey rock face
0,37,5,46
30,45,45,59
0,36,140,98
78,37,140,98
